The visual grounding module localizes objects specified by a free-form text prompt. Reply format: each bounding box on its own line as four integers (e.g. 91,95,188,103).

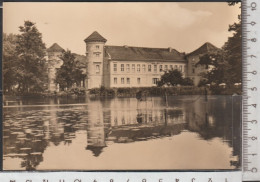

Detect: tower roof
47,43,64,52
188,42,220,56
84,31,107,43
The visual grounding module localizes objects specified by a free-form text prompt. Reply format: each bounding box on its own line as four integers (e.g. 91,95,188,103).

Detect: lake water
3,95,241,170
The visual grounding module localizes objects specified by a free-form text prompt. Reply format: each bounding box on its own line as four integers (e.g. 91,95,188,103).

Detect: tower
47,43,64,92
84,31,107,89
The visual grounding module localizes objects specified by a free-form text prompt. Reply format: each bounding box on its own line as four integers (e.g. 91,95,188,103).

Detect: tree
3,33,18,93
182,77,194,86
196,51,228,85
196,3,241,87
157,70,193,87
15,21,48,93
223,15,241,84
55,50,84,90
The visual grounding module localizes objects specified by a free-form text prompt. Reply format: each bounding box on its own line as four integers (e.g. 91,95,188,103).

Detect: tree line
3,21,84,95
196,3,241,88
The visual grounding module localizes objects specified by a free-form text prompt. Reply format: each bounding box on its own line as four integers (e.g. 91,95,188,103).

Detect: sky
3,2,240,55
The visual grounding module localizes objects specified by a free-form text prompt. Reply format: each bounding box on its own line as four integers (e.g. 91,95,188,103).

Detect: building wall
108,61,186,88
187,55,208,86
47,51,63,92
103,59,111,88
86,42,105,89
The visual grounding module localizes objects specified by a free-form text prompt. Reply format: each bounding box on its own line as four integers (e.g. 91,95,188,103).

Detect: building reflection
85,98,107,156
184,95,241,168
3,96,241,170
84,98,187,149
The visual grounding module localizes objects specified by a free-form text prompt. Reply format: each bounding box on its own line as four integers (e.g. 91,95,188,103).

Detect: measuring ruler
242,0,260,181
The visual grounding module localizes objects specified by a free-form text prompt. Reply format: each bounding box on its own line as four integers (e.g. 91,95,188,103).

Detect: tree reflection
3,95,241,170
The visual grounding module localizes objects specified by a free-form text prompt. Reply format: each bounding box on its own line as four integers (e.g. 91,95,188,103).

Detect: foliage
223,14,242,84
196,3,241,88
3,33,18,93
68,87,86,96
3,21,48,94
55,50,85,90
198,79,208,87
157,70,183,86
196,52,228,85
157,70,193,87
89,86,115,97
182,77,194,86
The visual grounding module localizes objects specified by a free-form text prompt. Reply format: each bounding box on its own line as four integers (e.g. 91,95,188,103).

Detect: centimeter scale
0,0,260,181
242,0,260,181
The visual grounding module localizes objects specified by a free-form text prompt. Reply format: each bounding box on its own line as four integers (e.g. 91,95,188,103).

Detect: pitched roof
47,43,64,52
105,45,186,62
187,42,220,56
73,53,87,68
84,31,107,43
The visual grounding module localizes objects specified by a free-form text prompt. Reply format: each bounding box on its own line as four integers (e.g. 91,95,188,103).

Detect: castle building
186,42,220,86
47,43,64,92
47,31,219,91
47,44,87,92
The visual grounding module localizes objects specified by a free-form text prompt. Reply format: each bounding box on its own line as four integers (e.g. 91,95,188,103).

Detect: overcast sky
3,2,240,55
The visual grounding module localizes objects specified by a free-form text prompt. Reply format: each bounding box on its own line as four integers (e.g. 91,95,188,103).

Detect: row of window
113,63,184,73
86,45,100,50
95,64,187,75
113,77,159,85
114,77,133,84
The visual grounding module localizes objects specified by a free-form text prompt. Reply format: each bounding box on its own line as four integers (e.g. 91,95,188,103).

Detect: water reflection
3,96,241,170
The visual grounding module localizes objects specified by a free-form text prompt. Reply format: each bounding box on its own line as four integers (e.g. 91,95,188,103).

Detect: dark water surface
3,95,241,170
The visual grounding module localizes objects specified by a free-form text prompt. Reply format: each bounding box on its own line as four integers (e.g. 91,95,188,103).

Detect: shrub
68,87,86,96
89,87,115,97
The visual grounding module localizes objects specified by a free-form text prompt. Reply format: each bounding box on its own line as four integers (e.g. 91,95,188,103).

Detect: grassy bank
88,85,241,98
4,85,241,98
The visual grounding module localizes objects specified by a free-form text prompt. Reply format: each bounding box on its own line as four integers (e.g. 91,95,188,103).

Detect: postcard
2,2,241,171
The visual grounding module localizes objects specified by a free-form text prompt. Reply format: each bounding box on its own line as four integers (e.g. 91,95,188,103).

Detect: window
96,45,99,49
170,65,173,70
152,78,159,84
159,65,163,72
126,64,130,72
137,78,141,84
121,64,124,72
164,65,168,71
127,78,130,84
114,77,117,84
179,65,183,72
121,78,124,84
96,65,100,73
154,65,157,72
191,60,195,66
142,64,146,72
113,64,117,72
192,68,195,74
148,65,152,72
174,65,178,70
132,64,135,72
93,52,100,57
137,64,140,72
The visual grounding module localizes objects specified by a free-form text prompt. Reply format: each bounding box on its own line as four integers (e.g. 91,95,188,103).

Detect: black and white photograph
3,2,241,170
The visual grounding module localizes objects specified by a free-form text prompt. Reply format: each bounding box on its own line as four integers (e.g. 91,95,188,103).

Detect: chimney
168,47,172,52
124,45,128,48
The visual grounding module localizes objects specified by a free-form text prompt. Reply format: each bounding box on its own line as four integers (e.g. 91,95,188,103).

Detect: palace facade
47,31,219,92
